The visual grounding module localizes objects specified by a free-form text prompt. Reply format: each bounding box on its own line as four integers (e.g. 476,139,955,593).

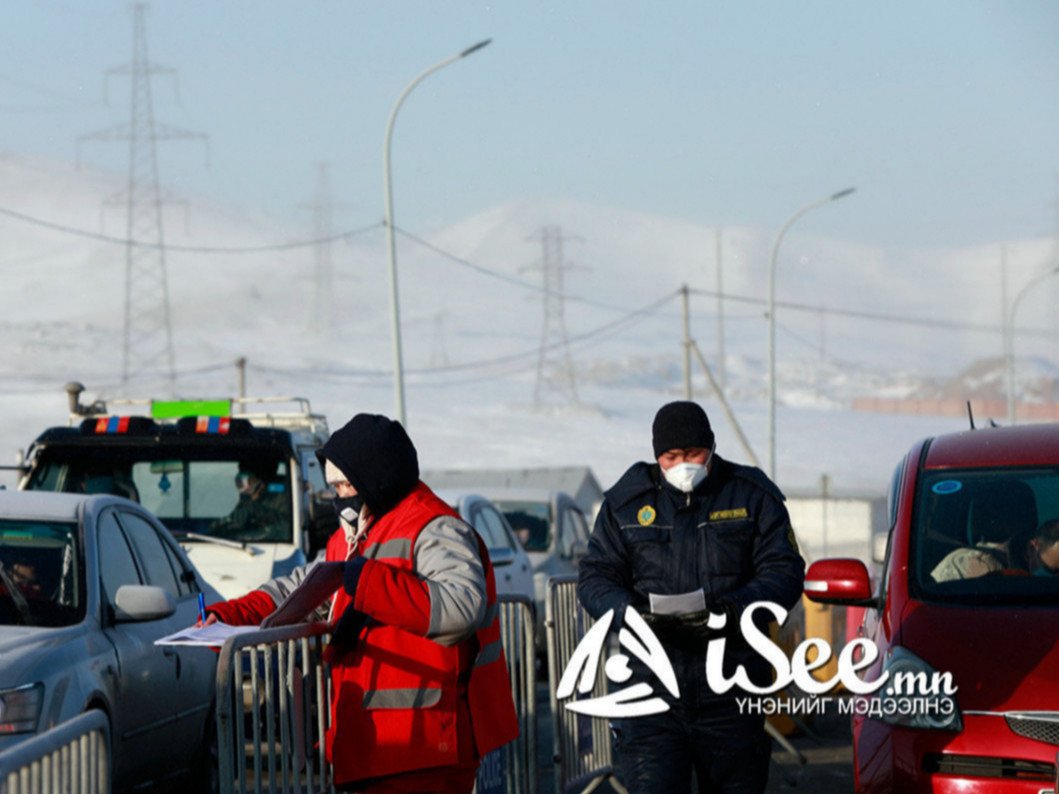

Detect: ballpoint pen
198,592,207,624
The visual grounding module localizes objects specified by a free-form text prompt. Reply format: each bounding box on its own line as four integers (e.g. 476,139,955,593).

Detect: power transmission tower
307,163,334,335
522,226,585,406
78,3,207,386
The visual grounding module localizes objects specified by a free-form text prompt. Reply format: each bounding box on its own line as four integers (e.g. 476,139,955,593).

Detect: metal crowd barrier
0,710,110,794
216,622,334,794
545,576,625,794
485,595,538,794
216,596,537,794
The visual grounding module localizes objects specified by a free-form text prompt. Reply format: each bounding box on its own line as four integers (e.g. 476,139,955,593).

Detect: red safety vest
324,483,520,785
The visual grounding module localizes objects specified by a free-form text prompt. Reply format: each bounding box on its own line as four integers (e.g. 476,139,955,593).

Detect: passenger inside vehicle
1025,519,1059,577
929,480,1038,583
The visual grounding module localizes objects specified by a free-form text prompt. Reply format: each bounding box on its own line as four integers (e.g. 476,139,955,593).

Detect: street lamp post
767,187,855,481
1004,263,1059,424
383,39,491,427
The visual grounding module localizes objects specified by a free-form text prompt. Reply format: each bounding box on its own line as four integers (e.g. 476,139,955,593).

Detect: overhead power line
688,287,1058,338
0,204,384,252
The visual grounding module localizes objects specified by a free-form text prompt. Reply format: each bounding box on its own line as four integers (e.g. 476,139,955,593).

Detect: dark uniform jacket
577,455,805,700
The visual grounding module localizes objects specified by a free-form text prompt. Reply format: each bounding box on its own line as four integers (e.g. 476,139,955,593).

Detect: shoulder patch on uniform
637,505,657,526
787,528,800,553
709,507,748,521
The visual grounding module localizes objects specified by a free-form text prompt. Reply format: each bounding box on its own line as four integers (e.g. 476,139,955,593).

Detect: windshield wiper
0,561,33,625
172,532,259,557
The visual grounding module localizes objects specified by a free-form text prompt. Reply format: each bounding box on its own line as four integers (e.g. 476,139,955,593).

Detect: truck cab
18,384,334,600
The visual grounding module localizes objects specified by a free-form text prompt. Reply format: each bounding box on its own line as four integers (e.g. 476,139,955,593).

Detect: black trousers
613,703,771,794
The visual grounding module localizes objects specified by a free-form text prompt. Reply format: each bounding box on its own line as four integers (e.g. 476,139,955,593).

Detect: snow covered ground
1,153,1055,502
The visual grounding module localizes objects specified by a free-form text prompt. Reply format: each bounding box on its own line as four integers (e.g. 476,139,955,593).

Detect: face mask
333,494,365,525
663,462,709,493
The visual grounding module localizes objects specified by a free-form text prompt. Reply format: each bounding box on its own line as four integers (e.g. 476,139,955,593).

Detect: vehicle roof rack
63,384,329,439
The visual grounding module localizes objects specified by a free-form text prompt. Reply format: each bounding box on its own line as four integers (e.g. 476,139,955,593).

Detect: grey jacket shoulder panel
415,514,488,646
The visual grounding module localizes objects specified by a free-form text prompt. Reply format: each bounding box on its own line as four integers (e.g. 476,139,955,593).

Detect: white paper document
648,589,706,616
155,622,259,647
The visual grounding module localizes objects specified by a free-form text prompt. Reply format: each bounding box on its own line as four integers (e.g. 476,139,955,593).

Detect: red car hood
899,599,1059,713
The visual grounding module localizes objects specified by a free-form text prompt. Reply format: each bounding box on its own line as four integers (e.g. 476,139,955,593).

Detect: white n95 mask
663,462,708,493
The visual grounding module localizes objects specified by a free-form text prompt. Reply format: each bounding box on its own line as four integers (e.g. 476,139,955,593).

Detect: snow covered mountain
1,152,1056,495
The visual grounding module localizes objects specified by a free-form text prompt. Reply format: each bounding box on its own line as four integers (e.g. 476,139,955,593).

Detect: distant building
786,483,888,565
422,465,604,520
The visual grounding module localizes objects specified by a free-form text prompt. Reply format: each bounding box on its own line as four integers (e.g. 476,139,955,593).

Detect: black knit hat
317,414,419,517
651,401,715,458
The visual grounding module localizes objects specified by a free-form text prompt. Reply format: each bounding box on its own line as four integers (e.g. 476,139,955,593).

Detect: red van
805,422,1059,793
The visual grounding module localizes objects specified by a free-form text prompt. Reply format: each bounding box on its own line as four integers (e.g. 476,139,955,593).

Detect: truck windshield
911,466,1059,605
26,456,293,544
0,519,84,627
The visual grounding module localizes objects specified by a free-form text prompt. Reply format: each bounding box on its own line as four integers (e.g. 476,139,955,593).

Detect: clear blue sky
2,1,1057,248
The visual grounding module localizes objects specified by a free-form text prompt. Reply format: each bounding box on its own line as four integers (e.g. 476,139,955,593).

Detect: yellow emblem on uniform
637,505,656,526
787,528,800,553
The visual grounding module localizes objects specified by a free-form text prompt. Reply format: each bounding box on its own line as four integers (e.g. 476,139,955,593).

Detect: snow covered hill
1,152,1056,496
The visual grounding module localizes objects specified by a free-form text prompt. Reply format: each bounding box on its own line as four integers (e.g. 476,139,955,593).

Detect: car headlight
872,646,962,731
0,683,44,735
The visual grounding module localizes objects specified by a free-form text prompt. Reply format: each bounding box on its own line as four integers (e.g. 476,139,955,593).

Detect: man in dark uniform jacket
577,401,805,794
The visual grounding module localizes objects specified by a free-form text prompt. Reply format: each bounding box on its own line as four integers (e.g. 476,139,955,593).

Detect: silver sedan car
0,491,222,792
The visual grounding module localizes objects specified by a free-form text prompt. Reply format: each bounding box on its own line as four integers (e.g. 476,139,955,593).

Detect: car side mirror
804,558,878,607
114,584,176,622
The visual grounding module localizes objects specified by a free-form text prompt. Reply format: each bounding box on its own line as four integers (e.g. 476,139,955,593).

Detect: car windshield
911,466,1059,605
494,500,550,552
27,454,293,544
0,519,84,627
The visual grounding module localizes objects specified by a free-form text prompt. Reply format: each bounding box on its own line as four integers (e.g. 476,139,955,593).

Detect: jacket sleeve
576,499,638,626
354,515,487,646
206,557,334,626
722,489,805,615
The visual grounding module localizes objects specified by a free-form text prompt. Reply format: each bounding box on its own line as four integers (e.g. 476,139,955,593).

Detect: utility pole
78,3,207,387
523,226,584,407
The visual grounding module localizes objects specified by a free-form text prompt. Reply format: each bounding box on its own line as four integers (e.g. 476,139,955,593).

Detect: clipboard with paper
259,560,346,628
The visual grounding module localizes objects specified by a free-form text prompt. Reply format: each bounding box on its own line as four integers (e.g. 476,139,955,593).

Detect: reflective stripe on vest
362,687,442,709
363,537,413,561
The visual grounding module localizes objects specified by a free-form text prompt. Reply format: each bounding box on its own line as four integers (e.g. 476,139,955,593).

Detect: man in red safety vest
203,413,519,793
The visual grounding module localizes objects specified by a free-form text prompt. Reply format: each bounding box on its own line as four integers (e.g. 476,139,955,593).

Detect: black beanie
651,401,715,458
317,414,419,517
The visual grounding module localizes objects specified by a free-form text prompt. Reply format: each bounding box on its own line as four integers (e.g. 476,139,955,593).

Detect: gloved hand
324,557,370,664
641,601,738,655
343,556,367,598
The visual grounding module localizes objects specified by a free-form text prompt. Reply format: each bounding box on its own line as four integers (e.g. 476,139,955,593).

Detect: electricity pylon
78,3,207,385
522,226,585,406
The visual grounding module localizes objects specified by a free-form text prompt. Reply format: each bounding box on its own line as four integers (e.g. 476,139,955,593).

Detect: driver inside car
211,460,290,540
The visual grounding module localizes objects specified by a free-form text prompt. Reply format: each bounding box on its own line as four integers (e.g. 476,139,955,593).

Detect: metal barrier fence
0,710,109,794
483,595,537,794
216,596,537,794
216,622,334,794
545,576,625,794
